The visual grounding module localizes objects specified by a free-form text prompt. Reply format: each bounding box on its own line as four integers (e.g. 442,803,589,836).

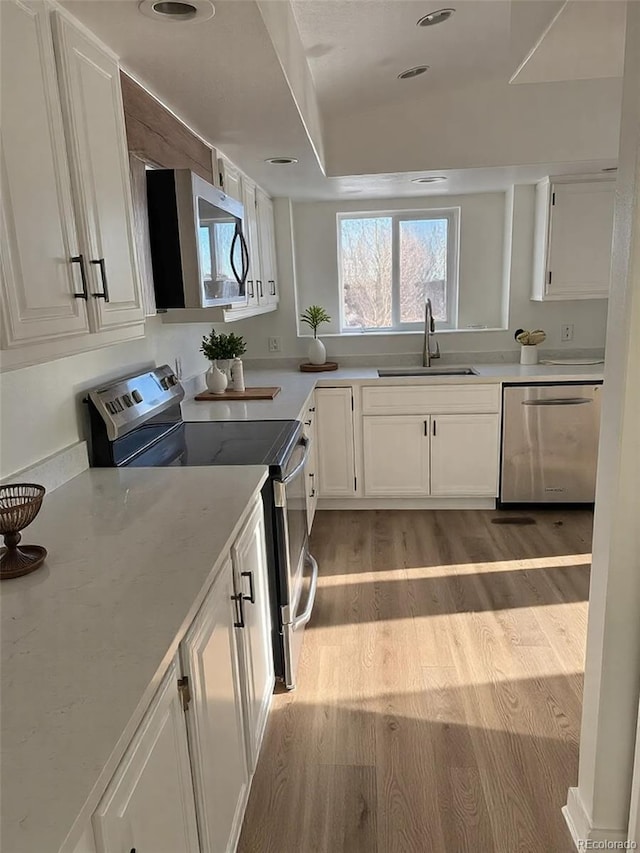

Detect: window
338,210,458,332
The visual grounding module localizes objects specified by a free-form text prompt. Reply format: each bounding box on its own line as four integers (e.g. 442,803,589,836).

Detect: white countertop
181,362,605,423
0,465,268,853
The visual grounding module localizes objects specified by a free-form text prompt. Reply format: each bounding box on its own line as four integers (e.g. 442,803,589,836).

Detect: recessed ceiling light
265,157,299,165
398,65,429,80
602,166,618,172
138,0,214,22
412,176,447,184
417,8,455,26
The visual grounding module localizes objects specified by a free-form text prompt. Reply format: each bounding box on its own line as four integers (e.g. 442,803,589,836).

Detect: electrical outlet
268,337,282,353
561,324,574,342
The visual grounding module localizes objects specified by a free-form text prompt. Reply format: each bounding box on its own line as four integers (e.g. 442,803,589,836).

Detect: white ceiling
61,0,623,200
290,0,513,116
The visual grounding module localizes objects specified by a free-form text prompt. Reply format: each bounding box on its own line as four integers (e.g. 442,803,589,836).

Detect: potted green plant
200,329,247,394
300,305,331,365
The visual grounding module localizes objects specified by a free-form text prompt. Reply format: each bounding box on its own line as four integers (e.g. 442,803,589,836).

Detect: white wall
0,317,213,479
325,77,623,176
235,185,609,361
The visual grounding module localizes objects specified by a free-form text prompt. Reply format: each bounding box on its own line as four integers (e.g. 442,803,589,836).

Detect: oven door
274,435,319,689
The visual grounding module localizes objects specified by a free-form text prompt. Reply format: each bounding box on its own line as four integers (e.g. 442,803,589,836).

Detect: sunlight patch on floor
317,554,592,586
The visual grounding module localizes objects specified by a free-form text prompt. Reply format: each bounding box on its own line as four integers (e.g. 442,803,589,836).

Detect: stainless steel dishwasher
500,382,603,504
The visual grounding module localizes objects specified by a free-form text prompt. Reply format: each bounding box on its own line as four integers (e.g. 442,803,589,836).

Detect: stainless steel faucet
423,298,441,367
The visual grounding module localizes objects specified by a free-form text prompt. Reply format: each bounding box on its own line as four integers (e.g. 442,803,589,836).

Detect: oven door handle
291,553,318,630
278,436,311,486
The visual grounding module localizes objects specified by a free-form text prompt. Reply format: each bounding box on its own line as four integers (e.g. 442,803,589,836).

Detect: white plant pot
206,362,228,394
308,337,326,365
520,345,539,365
216,358,232,381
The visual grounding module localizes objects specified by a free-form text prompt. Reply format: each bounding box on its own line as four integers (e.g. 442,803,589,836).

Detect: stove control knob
168,374,178,386
132,390,143,404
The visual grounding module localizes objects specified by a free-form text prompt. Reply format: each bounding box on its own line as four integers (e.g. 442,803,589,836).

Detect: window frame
337,208,460,333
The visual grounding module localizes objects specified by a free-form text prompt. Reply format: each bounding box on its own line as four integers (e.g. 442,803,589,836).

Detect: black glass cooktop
126,419,301,471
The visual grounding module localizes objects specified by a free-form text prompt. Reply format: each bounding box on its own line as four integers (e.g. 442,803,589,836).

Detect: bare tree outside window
339,212,455,331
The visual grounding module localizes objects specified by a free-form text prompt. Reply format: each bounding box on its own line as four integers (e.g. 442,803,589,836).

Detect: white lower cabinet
181,555,250,853
315,387,356,497
430,413,501,497
92,657,200,853
231,500,275,772
87,495,273,853
302,396,318,532
363,416,431,497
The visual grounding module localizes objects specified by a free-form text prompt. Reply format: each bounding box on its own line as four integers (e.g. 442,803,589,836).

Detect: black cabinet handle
231,592,245,628
241,570,255,604
90,258,110,302
433,419,437,436
257,279,263,298
309,406,316,413
424,420,428,436
309,472,316,498
247,279,254,298
70,255,88,299
269,279,276,295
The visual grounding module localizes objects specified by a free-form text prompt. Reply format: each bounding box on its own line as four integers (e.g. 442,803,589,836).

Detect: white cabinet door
363,416,431,497
92,657,199,853
256,187,279,305
232,497,274,772
430,413,500,497
303,398,318,532
181,557,249,853
241,177,261,307
52,13,144,331
315,387,356,497
0,0,90,348
546,181,615,299
218,155,242,202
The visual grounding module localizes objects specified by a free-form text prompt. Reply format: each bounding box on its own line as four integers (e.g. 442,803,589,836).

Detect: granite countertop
181,362,605,423
0,465,269,853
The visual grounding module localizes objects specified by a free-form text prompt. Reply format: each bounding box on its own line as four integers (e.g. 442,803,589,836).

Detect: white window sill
299,327,508,339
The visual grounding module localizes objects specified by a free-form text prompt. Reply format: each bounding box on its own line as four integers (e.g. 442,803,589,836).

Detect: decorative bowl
0,483,47,579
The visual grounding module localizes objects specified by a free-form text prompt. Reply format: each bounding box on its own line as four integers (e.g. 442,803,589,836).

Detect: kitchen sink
377,366,479,377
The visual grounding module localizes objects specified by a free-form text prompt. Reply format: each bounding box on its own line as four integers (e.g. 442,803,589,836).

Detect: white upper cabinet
0,0,90,347
256,187,279,305
241,177,261,307
92,657,199,853
532,177,615,301
218,155,242,202
232,498,274,772
180,556,250,853
52,11,144,331
316,387,357,497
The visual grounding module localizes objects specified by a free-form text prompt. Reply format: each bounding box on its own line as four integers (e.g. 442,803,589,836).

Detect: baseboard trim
317,497,496,511
563,787,630,849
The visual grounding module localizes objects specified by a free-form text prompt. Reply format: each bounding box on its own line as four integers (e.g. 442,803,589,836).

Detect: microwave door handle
230,227,243,286
278,437,311,486
240,230,249,285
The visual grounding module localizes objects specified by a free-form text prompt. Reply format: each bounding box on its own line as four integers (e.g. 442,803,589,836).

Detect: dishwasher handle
522,397,593,407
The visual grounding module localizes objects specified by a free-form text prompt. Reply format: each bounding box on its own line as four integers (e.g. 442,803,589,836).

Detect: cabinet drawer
361,384,500,415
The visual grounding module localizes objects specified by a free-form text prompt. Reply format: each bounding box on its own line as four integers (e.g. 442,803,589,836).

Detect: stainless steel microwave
146,169,249,309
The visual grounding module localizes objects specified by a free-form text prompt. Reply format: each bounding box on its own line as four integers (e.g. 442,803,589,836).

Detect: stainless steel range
85,365,317,689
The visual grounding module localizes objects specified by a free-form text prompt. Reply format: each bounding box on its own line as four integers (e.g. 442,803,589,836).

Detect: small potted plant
200,329,247,394
514,328,546,365
300,305,331,365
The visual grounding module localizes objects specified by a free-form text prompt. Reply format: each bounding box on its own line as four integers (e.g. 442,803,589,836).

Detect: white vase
216,358,232,381
206,362,228,394
520,345,538,365
308,337,326,365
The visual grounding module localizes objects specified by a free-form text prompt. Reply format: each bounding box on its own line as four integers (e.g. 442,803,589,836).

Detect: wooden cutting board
194,387,281,401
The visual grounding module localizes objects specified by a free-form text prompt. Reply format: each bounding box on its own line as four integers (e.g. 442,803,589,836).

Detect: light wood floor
238,509,593,853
